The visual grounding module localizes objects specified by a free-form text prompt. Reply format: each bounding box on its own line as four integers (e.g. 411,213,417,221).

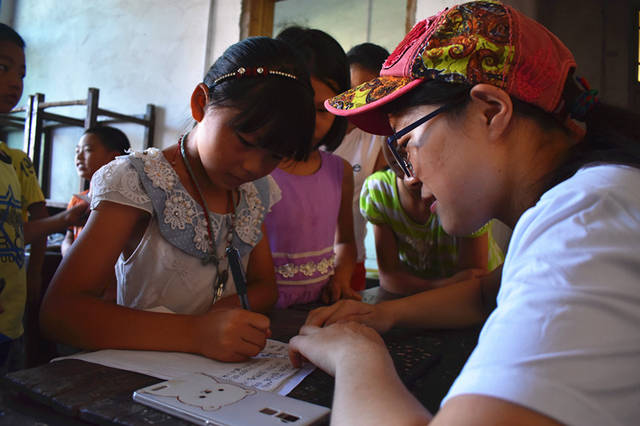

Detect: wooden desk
1,288,481,425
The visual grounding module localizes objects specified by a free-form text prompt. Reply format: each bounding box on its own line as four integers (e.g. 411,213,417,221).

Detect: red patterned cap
325,0,576,135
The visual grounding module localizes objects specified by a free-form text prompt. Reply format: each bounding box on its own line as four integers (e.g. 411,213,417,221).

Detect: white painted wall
14,0,202,147
273,0,407,53
7,0,244,201
205,0,242,75
11,0,241,151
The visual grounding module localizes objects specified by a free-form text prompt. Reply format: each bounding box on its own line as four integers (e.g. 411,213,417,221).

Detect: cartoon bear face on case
145,372,256,411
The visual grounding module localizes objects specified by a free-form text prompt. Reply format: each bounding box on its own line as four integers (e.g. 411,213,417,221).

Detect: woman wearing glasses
289,1,640,425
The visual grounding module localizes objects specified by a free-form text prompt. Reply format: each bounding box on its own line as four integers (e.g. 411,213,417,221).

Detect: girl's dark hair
384,79,640,190
205,36,315,162
0,23,25,48
276,27,350,151
346,42,389,74
84,126,130,155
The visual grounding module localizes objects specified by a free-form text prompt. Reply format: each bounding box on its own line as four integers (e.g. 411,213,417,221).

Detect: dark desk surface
1,287,480,425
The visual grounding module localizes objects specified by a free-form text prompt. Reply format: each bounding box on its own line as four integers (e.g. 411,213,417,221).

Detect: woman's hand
321,277,362,304
305,299,394,333
288,322,388,375
195,308,271,362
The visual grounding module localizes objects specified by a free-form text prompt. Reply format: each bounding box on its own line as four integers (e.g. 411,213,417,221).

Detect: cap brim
325,76,424,136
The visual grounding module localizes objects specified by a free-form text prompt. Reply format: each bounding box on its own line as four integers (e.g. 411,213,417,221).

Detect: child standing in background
265,27,360,308
61,126,131,257
361,147,503,294
0,23,87,372
40,36,316,362
334,42,390,290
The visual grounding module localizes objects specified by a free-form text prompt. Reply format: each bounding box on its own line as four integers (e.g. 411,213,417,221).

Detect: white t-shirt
443,164,640,426
334,128,383,262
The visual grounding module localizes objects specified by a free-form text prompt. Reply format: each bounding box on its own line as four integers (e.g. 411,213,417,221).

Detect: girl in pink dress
265,27,361,308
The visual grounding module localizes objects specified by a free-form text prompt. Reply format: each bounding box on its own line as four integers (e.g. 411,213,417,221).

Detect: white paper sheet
52,339,314,395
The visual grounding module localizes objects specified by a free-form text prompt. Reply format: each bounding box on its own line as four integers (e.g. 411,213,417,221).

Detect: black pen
226,246,251,310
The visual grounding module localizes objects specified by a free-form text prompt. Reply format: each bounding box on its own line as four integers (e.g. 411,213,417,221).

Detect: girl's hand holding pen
196,308,271,362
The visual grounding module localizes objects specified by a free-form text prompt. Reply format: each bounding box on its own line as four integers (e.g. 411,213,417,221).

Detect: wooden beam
241,0,275,39
406,0,417,32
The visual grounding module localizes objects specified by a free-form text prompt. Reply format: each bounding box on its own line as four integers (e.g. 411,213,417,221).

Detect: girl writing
40,37,315,362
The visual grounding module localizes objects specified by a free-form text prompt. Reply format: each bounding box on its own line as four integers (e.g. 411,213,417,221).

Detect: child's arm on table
306,265,502,332
210,223,278,313
323,159,360,303
375,223,486,295
39,201,270,362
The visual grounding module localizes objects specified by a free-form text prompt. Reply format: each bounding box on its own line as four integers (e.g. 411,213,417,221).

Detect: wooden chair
0,88,155,367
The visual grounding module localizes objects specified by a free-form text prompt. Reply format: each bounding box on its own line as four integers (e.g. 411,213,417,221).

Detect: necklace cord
179,136,217,248
179,134,236,302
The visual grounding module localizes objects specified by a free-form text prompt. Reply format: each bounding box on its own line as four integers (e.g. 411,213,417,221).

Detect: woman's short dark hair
346,43,389,74
384,78,640,191
205,36,315,162
276,27,350,151
84,126,130,155
0,23,25,48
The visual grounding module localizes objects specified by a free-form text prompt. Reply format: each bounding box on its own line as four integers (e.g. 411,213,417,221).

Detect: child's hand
196,308,271,362
304,299,394,333
321,278,362,304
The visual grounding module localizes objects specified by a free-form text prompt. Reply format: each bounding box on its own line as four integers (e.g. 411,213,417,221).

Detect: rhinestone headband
212,67,297,86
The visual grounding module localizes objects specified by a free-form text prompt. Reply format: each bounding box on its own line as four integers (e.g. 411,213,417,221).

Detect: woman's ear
190,83,211,122
468,84,513,140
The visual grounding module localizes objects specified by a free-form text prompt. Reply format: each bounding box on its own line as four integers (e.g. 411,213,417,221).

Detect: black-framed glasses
386,103,455,178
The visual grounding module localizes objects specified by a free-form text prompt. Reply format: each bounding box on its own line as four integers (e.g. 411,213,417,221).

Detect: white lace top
89,148,281,314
